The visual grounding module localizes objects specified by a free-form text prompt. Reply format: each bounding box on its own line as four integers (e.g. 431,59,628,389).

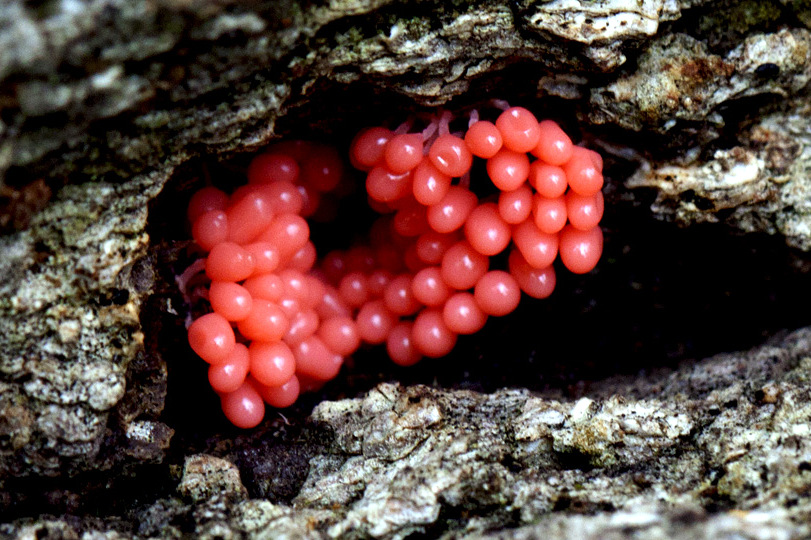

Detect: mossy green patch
695,0,783,50
786,0,811,27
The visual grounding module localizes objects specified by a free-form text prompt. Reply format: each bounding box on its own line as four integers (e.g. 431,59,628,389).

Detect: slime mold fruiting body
184,106,604,428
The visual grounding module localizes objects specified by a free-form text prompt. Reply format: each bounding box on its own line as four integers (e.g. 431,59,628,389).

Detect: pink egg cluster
185,106,604,428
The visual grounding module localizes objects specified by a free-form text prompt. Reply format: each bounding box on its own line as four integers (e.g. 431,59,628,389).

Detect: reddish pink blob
283,309,320,346
318,316,361,356
276,294,301,320
243,274,283,303
440,241,489,290
366,167,412,203
385,133,424,174
192,130,607,420
386,322,422,366
228,183,262,204
293,335,343,381
495,107,540,153
487,149,530,191
321,250,348,285
590,149,604,171
278,269,308,302
301,275,327,310
464,120,503,159
356,300,396,345
193,210,228,252
209,281,253,322
338,271,370,308
531,120,573,166
512,221,559,269
208,343,250,393
529,162,568,199
412,266,452,307
564,148,603,196
188,312,236,364
412,160,452,206
443,292,487,335
566,190,604,231
416,230,458,265
301,145,344,192
221,380,265,429
315,285,352,319
351,127,393,170
429,134,473,177
508,249,557,299
559,224,603,274
297,184,321,218
247,153,300,185
286,241,317,272
256,374,301,408
393,200,430,237
572,145,603,171
427,186,478,234
249,341,296,387
412,309,457,358
532,195,567,235
464,203,511,256
262,180,305,214
206,242,255,282
237,299,289,342
474,270,521,317
244,242,280,275
384,274,422,316
367,270,393,298
258,213,310,261
498,184,533,225
188,187,229,223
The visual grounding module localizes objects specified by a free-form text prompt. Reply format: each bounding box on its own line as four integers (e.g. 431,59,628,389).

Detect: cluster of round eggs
185,106,604,428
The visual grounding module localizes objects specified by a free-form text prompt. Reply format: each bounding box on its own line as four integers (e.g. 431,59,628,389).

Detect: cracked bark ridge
0,173,174,479
589,25,811,249
589,29,811,132
1,0,713,187
626,98,811,250
4,328,811,538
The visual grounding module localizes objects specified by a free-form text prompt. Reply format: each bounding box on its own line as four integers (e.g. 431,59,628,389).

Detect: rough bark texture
1,0,811,538
7,328,811,539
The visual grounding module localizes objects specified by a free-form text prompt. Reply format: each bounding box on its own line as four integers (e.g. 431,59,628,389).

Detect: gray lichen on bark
0,173,169,477
592,25,811,249
627,97,811,249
